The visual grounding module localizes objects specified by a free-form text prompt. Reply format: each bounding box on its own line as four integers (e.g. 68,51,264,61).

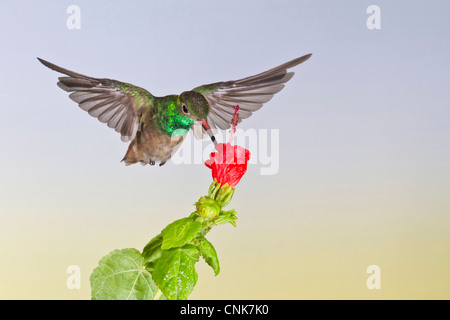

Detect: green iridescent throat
154,95,195,136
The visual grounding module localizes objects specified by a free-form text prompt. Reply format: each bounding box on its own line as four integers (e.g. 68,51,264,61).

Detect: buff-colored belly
122,130,184,166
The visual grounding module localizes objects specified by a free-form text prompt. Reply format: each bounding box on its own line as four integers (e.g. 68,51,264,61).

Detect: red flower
205,143,250,188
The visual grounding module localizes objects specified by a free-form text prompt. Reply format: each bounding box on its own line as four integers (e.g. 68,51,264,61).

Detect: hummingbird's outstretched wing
192,53,312,138
38,58,153,142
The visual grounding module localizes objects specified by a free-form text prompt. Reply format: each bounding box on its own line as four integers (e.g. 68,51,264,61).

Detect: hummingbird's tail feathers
122,143,138,166
121,158,138,166
38,58,154,144
120,158,133,166
193,53,312,131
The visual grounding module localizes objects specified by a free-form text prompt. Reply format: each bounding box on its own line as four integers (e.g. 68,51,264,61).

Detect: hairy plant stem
152,288,163,300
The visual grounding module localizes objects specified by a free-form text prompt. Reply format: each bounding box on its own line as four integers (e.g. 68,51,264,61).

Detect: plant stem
152,287,163,300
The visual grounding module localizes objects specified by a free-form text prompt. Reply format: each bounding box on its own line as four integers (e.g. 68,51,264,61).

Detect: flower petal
205,143,250,188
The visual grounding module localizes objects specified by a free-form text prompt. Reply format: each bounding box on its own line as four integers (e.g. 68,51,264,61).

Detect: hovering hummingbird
38,54,311,166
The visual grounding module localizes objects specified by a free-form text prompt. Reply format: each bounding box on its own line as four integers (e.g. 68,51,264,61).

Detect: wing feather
192,54,311,136
38,58,153,142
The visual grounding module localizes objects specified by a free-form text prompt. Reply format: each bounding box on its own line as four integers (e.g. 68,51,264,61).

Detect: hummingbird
38,54,311,166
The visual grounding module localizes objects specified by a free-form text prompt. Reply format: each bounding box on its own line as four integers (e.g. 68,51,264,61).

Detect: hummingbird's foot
149,160,155,166
159,161,166,166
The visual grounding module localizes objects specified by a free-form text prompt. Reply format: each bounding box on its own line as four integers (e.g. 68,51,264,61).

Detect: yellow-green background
1,0,449,299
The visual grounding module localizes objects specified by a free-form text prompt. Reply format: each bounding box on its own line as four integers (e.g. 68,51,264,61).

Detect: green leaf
161,217,203,250
142,234,163,271
196,236,220,276
90,248,159,300
214,209,238,227
152,244,200,300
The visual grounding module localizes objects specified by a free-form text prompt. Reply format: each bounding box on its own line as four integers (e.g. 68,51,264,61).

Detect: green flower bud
207,181,235,208
196,196,221,219
215,184,235,208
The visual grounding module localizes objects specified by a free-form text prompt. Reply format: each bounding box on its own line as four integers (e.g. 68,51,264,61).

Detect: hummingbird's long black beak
202,120,217,146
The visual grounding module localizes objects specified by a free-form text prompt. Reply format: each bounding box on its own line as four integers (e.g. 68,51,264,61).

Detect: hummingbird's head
179,91,217,146
179,91,210,121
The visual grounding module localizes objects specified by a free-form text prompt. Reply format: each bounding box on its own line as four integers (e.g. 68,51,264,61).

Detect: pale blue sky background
0,1,449,299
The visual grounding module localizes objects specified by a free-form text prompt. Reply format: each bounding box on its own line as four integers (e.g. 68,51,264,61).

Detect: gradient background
0,0,449,299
